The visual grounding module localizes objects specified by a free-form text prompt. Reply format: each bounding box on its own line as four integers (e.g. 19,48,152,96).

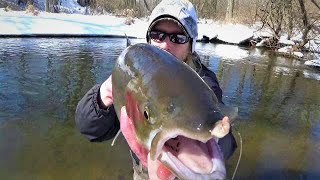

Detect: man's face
150,20,191,62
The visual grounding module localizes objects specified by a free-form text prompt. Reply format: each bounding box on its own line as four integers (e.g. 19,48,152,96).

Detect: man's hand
100,75,113,107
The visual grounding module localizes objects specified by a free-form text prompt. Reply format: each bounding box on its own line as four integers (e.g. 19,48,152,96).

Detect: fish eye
144,106,155,124
144,109,149,120
167,102,175,113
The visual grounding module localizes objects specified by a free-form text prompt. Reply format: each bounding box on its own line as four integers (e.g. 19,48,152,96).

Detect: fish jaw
160,139,226,179
148,130,226,179
120,100,227,179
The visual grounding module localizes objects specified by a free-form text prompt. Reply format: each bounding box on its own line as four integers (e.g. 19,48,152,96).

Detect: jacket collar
185,51,202,72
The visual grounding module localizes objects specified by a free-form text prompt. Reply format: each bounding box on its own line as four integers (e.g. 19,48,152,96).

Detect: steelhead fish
112,43,233,179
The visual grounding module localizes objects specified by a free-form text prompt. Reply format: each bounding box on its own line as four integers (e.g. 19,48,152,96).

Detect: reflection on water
0,38,319,179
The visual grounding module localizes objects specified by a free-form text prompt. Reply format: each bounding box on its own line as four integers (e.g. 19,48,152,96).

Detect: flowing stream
0,38,319,179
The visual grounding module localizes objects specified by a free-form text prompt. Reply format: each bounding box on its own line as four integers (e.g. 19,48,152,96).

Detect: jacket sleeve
200,65,237,160
200,65,223,103
75,84,120,142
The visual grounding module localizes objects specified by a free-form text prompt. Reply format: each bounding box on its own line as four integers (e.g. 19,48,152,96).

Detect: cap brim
147,16,189,38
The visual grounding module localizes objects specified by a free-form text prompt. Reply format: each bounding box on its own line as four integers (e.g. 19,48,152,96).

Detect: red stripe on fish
125,91,144,123
120,106,148,167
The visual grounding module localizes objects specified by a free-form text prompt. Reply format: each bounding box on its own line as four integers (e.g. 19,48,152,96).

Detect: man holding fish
75,0,237,179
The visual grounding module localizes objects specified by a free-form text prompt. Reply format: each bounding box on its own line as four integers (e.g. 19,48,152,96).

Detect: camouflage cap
146,0,198,52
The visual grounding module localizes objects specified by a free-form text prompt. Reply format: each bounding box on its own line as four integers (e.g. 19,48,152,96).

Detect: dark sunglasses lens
170,34,188,44
150,31,166,42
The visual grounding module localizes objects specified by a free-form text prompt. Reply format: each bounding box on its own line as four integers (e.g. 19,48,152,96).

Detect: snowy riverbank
0,7,319,67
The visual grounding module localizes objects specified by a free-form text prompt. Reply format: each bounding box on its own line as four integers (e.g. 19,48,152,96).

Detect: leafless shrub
4,5,12,11
124,16,135,25
254,0,319,51
256,0,287,39
25,3,39,16
114,8,136,18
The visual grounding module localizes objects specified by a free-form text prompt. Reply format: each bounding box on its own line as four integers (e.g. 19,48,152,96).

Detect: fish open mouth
148,133,226,179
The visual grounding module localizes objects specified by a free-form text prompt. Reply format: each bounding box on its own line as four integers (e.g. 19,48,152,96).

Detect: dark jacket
75,52,237,160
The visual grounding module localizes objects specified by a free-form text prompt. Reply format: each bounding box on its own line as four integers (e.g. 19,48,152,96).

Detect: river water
0,38,319,179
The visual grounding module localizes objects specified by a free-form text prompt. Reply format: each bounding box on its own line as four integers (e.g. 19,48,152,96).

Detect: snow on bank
198,20,254,44
305,59,320,67
0,7,319,65
305,52,320,67
278,46,304,58
0,8,256,43
0,8,148,38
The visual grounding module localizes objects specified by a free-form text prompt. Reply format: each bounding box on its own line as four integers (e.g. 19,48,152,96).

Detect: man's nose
159,36,172,51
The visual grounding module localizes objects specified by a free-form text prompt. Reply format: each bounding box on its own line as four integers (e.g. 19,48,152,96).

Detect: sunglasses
149,30,190,44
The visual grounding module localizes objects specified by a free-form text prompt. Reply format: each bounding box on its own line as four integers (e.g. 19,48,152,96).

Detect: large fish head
112,43,233,179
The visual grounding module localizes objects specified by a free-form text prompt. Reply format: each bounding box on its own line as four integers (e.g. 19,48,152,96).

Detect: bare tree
211,0,218,18
226,0,235,19
254,0,260,21
257,0,286,39
310,0,320,10
142,0,151,13
45,0,49,12
285,0,293,39
295,0,313,49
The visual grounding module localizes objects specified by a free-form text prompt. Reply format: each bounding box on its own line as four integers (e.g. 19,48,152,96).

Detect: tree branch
142,0,151,14
310,0,320,10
